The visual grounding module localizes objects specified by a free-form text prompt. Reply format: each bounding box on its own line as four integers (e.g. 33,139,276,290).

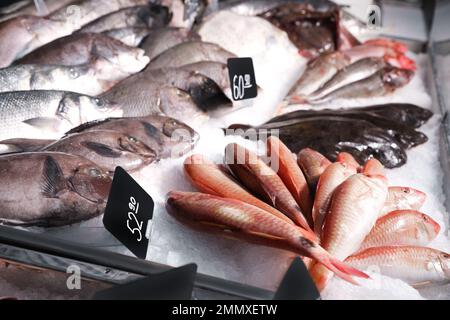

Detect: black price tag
103,167,154,259
227,57,257,101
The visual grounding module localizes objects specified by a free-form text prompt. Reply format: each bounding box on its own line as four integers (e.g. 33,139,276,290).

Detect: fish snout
439,253,450,279
421,214,441,238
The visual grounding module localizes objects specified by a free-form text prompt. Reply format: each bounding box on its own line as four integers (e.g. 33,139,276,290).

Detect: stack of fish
166,137,450,291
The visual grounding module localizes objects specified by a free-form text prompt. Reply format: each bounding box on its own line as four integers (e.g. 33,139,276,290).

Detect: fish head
417,213,441,241
159,87,207,123
438,252,450,279
69,162,111,203
389,186,426,210
159,116,199,144
93,40,149,77
118,135,157,160
381,67,414,89
57,93,122,125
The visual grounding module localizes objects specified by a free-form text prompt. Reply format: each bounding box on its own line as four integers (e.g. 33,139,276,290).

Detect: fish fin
141,122,160,139
0,143,22,154
245,230,287,241
81,141,122,158
41,156,67,198
23,117,64,133
411,281,432,288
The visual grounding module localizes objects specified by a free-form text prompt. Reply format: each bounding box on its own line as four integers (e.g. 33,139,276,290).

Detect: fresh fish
310,168,388,291
147,41,235,70
44,130,156,173
16,33,150,78
225,143,314,234
346,246,450,286
0,0,76,23
0,91,121,140
381,186,427,217
230,117,410,168
266,136,312,220
77,5,170,34
307,57,388,99
0,152,111,227
312,162,357,236
65,115,199,159
0,0,149,67
294,67,414,104
166,191,368,284
103,27,150,47
297,148,331,193
140,27,201,60
270,104,433,129
183,154,293,224
0,138,54,154
289,52,350,96
359,210,440,251
0,61,133,96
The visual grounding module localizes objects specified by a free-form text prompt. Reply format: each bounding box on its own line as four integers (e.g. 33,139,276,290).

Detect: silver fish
44,130,156,173
103,27,150,47
140,27,201,60
0,152,111,227
0,90,122,140
147,41,235,70
77,5,170,34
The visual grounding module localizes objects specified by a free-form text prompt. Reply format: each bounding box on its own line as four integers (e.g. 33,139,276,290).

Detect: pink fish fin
289,94,309,105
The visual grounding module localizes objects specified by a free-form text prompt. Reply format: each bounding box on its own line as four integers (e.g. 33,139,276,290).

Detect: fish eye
128,136,137,143
88,168,102,177
402,188,410,194
94,98,105,107
69,68,79,79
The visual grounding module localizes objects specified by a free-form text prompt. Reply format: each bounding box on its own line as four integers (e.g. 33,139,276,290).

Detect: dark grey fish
43,130,156,173
147,41,235,70
0,152,111,227
65,115,199,159
140,27,201,60
77,5,170,34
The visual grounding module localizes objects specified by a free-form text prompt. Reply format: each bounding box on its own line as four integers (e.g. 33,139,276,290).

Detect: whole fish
103,67,231,113
65,115,199,159
140,27,201,60
0,91,121,140
381,186,427,217
231,117,409,168
289,52,350,96
0,0,77,23
312,162,357,235
0,0,149,67
310,169,388,291
0,61,133,96
297,148,331,193
147,41,235,70
307,57,388,99
0,152,111,227
103,27,150,47
269,104,433,129
16,33,149,78
0,138,54,154
166,191,368,284
44,130,156,173
266,136,312,219
225,143,314,234
183,154,293,224
346,246,450,286
297,67,414,105
77,5,170,33
359,210,440,251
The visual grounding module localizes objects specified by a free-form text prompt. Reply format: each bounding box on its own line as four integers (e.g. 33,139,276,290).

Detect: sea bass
183,154,293,224
346,246,450,286
65,115,199,159
310,167,388,291
359,210,440,251
44,130,156,173
225,143,314,234
166,191,368,284
0,91,121,140
0,152,111,227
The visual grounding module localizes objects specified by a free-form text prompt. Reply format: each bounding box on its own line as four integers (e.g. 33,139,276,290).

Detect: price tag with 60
103,167,153,259
227,57,257,101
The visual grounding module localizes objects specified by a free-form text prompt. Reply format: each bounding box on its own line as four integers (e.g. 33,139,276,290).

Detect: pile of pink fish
166,136,449,291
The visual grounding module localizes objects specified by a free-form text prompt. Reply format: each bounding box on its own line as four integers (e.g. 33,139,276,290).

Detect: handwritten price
127,196,144,242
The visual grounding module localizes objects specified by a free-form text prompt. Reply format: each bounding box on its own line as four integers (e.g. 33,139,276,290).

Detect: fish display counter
0,0,448,300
